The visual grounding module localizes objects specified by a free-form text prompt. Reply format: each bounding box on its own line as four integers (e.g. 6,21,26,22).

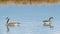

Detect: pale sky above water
0,4,60,34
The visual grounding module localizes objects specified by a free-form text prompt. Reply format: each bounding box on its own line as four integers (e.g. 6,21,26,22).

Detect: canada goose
6,17,20,32
43,17,54,28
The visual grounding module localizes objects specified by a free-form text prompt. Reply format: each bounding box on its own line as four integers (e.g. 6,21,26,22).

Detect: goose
6,17,20,32
43,17,54,28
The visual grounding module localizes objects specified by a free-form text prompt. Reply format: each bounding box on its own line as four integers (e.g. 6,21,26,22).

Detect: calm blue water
0,4,60,34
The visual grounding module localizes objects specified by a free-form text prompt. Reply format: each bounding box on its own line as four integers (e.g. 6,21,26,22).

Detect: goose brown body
43,20,51,26
7,22,20,27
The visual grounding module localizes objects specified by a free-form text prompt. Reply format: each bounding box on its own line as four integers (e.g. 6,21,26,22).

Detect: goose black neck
7,18,9,24
49,17,53,21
